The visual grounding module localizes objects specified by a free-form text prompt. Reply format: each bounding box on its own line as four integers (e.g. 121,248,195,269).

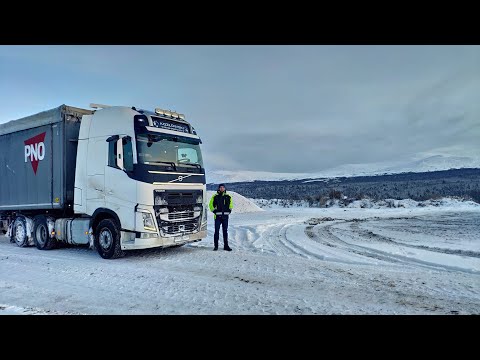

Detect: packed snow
1,196,479,315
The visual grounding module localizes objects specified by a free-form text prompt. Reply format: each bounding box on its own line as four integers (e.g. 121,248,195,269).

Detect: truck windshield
136,133,204,172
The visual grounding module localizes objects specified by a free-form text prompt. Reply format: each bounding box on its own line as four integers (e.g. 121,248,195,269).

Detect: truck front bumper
120,230,207,250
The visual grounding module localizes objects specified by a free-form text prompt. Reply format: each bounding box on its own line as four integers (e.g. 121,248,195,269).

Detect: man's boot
224,239,232,251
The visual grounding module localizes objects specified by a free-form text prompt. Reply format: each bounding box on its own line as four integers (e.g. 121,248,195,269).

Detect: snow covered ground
1,203,479,314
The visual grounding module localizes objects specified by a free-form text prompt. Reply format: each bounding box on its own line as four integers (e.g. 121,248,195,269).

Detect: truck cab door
104,136,136,231
86,138,106,213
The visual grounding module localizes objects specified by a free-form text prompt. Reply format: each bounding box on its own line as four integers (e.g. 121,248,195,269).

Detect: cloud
1,45,479,173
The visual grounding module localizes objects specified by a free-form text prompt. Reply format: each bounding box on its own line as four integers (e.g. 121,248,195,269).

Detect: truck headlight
142,212,156,231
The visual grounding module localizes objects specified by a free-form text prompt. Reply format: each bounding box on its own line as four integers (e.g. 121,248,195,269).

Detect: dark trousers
214,216,229,248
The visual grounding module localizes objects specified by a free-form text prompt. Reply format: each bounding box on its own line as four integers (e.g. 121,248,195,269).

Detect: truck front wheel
33,215,56,250
95,219,124,259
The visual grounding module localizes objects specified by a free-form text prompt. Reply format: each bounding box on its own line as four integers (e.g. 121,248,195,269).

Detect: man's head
218,183,226,193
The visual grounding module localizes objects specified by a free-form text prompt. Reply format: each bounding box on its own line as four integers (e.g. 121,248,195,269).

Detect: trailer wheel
95,219,124,259
13,217,28,247
33,215,56,250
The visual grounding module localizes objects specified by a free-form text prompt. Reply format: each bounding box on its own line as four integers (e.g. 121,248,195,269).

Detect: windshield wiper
179,162,202,170
146,161,177,171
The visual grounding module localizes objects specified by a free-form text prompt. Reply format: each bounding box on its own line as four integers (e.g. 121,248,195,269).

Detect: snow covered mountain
207,155,480,184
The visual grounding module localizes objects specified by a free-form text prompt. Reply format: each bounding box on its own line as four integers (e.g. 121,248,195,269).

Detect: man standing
209,184,233,251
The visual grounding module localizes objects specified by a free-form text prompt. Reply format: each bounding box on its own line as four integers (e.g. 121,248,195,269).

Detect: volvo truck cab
74,105,208,258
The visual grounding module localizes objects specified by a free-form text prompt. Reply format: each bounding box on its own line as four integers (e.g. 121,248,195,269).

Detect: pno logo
24,132,46,175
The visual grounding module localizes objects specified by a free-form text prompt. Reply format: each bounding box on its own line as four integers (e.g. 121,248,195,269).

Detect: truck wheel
33,215,56,250
13,217,28,247
95,219,124,259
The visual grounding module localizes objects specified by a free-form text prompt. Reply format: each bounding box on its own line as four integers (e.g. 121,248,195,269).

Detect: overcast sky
1,45,479,172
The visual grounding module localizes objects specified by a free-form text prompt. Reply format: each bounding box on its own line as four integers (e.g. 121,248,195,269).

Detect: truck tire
12,217,28,247
95,219,124,259
33,215,56,250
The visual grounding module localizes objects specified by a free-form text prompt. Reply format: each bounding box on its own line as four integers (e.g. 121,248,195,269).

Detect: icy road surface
1,207,479,314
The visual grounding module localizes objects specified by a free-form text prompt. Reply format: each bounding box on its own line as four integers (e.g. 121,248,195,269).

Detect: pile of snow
206,191,264,213
253,197,480,210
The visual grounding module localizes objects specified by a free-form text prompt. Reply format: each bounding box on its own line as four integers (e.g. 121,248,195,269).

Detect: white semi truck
0,104,207,258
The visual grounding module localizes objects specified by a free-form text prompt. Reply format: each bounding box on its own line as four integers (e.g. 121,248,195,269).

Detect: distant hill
207,168,480,204
207,155,480,184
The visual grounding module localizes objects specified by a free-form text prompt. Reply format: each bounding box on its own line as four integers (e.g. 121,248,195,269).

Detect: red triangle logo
24,132,46,175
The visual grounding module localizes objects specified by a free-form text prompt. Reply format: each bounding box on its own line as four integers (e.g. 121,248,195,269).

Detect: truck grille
167,192,194,201
155,190,201,206
161,220,198,235
168,211,195,220
154,190,203,236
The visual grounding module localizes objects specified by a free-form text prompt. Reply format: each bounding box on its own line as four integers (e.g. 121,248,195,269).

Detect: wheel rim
15,223,25,243
36,224,48,246
99,228,113,250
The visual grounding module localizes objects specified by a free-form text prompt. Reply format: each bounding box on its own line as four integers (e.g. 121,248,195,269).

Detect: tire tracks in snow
308,219,480,274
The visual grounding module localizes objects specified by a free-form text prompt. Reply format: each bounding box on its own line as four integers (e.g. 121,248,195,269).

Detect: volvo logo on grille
178,225,185,232
169,174,194,183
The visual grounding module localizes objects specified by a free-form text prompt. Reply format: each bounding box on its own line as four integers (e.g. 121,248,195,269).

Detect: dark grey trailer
0,105,93,214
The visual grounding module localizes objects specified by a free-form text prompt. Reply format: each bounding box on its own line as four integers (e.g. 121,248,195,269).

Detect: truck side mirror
107,135,120,169
116,138,124,170
122,136,134,173
107,135,133,172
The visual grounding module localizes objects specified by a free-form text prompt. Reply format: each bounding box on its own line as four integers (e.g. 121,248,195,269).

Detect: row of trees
216,169,480,204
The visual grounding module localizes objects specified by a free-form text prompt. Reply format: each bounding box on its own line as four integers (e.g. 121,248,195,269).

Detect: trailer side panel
0,122,64,211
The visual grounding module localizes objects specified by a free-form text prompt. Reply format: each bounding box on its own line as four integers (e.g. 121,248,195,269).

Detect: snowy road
1,207,479,314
